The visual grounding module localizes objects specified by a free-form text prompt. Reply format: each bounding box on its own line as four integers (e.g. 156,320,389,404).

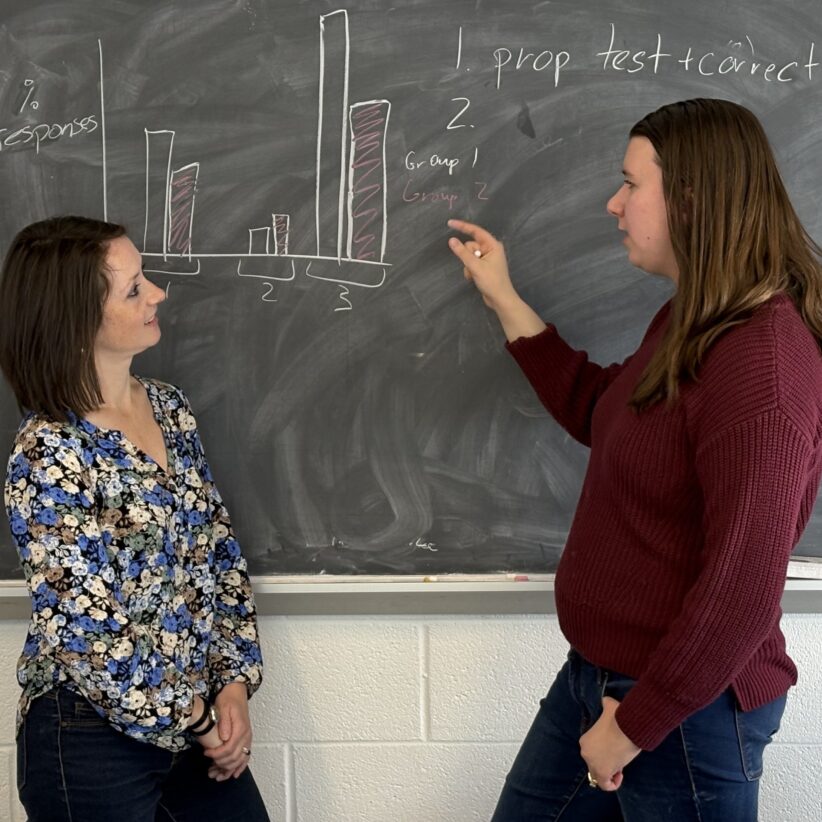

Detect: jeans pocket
734,693,787,780
57,689,109,729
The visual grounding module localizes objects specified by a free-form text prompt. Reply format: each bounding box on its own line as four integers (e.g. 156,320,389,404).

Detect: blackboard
2,0,822,578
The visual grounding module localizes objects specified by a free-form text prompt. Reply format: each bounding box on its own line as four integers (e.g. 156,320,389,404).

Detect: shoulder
12,414,87,457
7,414,92,486
136,376,199,433
686,294,822,442
137,376,190,409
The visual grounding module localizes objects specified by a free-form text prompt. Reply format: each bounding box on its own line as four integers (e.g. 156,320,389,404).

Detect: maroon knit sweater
507,292,822,750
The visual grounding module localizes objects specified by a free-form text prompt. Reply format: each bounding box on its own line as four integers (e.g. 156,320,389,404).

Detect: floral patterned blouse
4,377,263,751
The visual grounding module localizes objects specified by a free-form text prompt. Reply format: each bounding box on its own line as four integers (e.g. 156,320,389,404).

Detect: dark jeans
18,688,271,822
492,649,786,822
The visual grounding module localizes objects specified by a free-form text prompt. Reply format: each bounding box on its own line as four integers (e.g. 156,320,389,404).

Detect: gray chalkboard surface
2,0,822,578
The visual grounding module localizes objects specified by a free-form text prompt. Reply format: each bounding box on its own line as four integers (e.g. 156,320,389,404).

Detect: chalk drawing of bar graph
143,129,200,275
238,8,390,294
137,8,391,303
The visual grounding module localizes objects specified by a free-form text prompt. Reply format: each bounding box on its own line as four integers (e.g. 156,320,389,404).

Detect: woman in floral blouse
0,216,269,821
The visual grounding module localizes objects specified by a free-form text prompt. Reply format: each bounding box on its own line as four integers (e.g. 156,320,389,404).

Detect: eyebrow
622,168,636,178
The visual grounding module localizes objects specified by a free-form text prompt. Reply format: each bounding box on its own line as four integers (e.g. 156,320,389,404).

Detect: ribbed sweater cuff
505,324,561,381
614,678,696,751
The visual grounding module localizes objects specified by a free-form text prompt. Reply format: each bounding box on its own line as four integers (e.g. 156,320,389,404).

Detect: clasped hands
197,682,254,781
579,696,642,791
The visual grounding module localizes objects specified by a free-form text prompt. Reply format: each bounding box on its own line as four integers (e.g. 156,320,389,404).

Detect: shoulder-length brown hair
0,215,126,421
628,98,822,410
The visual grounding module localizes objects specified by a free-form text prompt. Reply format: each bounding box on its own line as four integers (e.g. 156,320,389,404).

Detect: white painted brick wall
428,618,565,741
0,613,820,821
0,622,25,822
254,621,421,743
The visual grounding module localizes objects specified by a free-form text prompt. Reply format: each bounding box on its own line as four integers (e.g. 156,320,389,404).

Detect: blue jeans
18,688,271,822
491,649,786,821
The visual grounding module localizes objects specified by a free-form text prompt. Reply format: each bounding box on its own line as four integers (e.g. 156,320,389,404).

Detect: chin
140,331,162,351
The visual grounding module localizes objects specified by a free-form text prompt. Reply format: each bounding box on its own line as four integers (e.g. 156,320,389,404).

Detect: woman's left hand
579,697,641,791
203,682,254,780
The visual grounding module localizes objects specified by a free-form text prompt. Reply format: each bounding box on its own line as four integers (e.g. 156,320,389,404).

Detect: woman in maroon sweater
449,99,822,821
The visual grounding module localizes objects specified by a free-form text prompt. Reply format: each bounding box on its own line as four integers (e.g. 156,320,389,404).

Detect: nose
606,187,624,217
149,280,166,304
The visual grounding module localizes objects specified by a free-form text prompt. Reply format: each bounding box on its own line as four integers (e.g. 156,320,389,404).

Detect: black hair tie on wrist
190,703,219,737
188,699,210,733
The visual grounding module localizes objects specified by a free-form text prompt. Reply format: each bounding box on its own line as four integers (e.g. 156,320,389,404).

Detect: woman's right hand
447,218,547,342
447,219,518,312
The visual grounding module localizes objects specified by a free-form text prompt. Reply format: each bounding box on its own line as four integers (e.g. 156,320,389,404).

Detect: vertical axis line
98,39,107,220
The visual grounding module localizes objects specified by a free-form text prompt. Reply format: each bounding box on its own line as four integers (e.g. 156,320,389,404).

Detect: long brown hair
628,98,822,410
0,215,126,421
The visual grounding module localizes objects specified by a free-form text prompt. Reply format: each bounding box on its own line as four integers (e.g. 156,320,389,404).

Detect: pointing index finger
447,218,498,248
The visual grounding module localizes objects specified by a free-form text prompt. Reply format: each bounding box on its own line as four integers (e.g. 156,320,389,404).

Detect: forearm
208,611,263,695
492,293,547,342
447,218,548,342
210,529,264,692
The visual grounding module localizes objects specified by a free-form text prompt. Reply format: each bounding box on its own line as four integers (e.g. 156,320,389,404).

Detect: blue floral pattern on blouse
4,378,263,751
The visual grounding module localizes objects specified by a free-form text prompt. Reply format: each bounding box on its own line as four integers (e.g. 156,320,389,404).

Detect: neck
93,352,137,414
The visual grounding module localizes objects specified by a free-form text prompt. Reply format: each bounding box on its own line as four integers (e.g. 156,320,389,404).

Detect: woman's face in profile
606,136,679,284
94,236,166,360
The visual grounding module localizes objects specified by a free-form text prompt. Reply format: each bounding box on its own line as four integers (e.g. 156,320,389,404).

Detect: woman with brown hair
449,98,822,820
1,217,269,821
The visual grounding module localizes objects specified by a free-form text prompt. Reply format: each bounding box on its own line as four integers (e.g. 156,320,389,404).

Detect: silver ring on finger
242,746,252,756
